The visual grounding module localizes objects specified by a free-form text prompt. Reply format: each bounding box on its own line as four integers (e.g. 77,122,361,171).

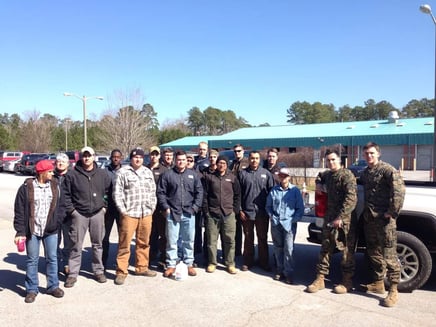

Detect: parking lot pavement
0,172,435,326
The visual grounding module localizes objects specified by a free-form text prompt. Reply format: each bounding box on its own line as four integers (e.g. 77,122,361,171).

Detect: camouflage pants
363,215,400,284
316,222,355,276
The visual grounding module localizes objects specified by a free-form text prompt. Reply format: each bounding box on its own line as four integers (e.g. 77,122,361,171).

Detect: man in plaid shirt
113,148,157,285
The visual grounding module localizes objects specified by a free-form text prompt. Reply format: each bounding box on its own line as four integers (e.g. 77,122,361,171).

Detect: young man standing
157,150,203,278
63,147,111,288
203,155,241,274
113,148,157,285
102,149,123,270
263,148,282,185
238,150,274,271
360,142,405,307
148,146,168,269
230,144,249,257
306,149,357,293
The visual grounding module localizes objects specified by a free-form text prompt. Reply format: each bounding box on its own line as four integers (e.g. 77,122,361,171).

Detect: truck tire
395,231,432,292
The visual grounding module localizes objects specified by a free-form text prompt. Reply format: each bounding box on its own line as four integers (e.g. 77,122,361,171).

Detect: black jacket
63,161,111,217
203,169,241,218
14,178,62,238
156,167,203,221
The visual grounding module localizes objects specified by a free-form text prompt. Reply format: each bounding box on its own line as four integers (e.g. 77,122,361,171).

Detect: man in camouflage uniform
306,149,357,294
360,142,405,307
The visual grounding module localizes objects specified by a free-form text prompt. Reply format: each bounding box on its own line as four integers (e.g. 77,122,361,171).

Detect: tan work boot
360,280,385,294
333,273,353,294
382,283,398,307
306,274,325,293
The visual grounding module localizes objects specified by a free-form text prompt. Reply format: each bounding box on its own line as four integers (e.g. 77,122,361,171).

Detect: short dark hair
363,142,380,153
325,149,340,157
233,144,244,150
110,149,122,157
163,147,174,154
267,148,278,155
175,150,186,157
249,150,260,157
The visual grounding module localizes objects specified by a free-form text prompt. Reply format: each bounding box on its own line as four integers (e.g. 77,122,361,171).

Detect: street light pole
420,4,436,181
63,92,103,147
64,118,70,151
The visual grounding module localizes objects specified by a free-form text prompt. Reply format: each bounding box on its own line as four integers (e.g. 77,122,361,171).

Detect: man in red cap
14,159,64,303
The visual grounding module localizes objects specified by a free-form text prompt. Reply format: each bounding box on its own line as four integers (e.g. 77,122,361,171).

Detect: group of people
13,141,405,308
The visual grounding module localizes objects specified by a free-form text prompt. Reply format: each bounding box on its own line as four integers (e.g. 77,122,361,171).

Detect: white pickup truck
303,180,436,292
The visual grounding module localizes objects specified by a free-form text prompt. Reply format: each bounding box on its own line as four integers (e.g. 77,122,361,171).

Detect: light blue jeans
166,213,195,268
25,233,59,293
271,223,295,277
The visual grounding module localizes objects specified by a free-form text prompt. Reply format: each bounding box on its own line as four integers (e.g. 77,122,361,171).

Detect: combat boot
306,274,325,293
382,283,398,307
359,280,385,294
333,273,353,294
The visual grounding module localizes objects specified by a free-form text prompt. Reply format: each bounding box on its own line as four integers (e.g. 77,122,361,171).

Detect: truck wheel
395,231,432,292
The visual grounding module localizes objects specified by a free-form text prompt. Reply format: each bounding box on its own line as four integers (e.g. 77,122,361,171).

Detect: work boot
360,280,385,294
333,273,353,294
306,274,325,293
382,283,398,307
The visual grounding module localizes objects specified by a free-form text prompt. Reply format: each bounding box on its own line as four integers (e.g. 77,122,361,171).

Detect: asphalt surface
0,172,435,327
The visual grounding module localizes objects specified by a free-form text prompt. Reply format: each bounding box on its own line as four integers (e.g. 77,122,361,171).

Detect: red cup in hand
17,238,25,252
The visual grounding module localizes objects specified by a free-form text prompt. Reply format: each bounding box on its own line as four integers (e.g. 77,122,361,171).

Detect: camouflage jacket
316,168,357,224
361,160,405,219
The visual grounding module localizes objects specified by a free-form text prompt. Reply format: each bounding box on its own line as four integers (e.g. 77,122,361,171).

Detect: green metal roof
208,117,435,149
160,135,223,151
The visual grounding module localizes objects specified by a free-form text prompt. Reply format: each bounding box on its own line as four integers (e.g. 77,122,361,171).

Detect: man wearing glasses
230,144,249,256
148,146,169,270
186,154,195,169
194,141,209,260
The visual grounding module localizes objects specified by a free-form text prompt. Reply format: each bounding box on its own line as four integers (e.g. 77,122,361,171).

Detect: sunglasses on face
187,159,194,162
234,150,242,153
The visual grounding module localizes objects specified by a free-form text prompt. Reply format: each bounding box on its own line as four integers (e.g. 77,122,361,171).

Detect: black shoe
64,276,77,288
24,292,37,303
274,274,284,281
47,287,64,298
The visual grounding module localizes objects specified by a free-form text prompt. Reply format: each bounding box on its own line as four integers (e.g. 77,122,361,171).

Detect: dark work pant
235,213,243,256
150,209,167,262
241,213,270,269
194,211,204,255
102,208,120,269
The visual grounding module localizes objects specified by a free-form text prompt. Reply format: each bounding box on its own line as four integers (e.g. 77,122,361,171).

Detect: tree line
286,98,434,124
0,94,433,155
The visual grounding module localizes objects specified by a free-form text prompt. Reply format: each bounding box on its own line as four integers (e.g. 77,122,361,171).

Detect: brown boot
382,283,398,307
333,273,353,294
306,274,325,293
360,280,385,294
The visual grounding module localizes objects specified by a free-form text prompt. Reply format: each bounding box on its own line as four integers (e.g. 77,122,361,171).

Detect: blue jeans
166,213,195,268
25,233,59,293
271,223,295,277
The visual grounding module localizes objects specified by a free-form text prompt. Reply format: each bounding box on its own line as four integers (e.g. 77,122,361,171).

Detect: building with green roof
161,114,435,170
